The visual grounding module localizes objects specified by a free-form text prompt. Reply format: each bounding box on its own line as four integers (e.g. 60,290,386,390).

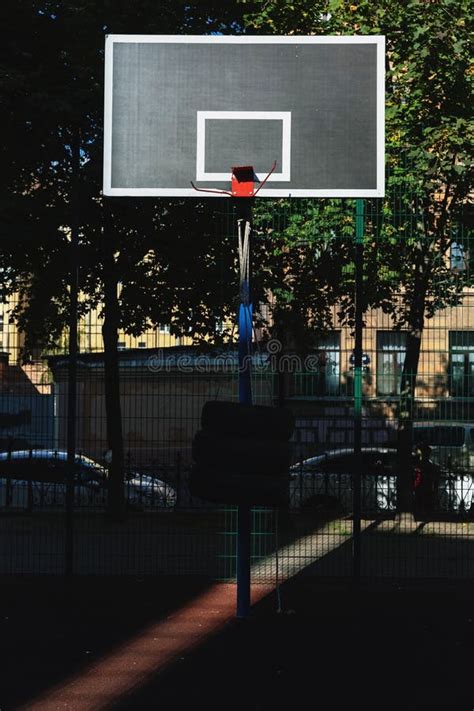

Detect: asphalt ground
2,575,474,711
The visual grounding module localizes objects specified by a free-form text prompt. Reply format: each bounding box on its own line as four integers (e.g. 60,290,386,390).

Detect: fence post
6,440,12,510
175,450,181,508
65,127,80,577
353,199,365,581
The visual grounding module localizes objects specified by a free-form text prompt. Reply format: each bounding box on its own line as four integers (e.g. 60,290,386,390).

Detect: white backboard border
103,34,385,198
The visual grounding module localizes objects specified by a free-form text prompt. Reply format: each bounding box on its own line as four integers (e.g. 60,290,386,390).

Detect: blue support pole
236,203,253,619
238,300,253,406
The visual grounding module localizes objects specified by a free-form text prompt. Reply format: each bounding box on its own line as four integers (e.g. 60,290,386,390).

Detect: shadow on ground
3,515,474,710
0,576,212,710
108,579,474,711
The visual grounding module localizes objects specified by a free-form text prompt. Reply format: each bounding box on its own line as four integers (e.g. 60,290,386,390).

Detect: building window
138,341,146,349
159,324,170,334
292,332,340,397
450,241,467,272
376,331,407,396
450,331,474,397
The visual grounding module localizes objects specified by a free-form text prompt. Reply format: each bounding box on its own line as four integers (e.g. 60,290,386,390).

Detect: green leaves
0,1,251,355
241,0,472,354
1,0,471,361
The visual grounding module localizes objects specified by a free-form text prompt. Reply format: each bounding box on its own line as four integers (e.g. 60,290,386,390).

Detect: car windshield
0,451,107,484
319,452,394,474
414,426,465,446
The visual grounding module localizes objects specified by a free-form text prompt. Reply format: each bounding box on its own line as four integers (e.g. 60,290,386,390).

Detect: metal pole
236,198,252,619
65,129,80,577
352,198,364,581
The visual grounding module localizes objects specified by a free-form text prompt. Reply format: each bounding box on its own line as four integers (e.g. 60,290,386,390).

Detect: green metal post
65,129,80,577
353,198,364,581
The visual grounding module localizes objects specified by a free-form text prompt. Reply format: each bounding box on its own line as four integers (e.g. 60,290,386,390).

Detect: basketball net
237,218,251,305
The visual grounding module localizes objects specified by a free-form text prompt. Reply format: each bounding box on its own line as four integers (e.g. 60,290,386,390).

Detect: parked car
290,448,399,513
0,450,176,510
289,447,473,514
413,421,474,473
124,470,177,509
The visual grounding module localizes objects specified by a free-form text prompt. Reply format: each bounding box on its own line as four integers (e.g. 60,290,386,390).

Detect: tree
2,1,471,521
242,0,473,515
250,199,355,339
0,1,247,517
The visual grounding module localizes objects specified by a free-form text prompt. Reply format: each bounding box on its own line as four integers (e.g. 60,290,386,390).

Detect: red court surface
0,577,272,711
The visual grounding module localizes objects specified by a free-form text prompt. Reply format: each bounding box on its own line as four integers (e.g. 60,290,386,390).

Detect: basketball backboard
103,35,385,198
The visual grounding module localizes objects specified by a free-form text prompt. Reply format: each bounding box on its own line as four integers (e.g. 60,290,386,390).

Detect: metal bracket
190,161,277,198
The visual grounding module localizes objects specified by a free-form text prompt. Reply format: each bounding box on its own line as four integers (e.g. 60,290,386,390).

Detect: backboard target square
196,111,291,182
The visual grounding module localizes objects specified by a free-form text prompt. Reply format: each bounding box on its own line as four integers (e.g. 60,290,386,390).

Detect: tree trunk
102,204,125,520
396,281,427,517
271,310,293,530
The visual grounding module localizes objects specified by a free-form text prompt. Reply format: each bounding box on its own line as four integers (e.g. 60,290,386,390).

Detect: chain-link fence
0,192,473,582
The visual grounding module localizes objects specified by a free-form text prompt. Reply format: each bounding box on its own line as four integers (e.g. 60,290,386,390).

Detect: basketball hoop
190,161,277,198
